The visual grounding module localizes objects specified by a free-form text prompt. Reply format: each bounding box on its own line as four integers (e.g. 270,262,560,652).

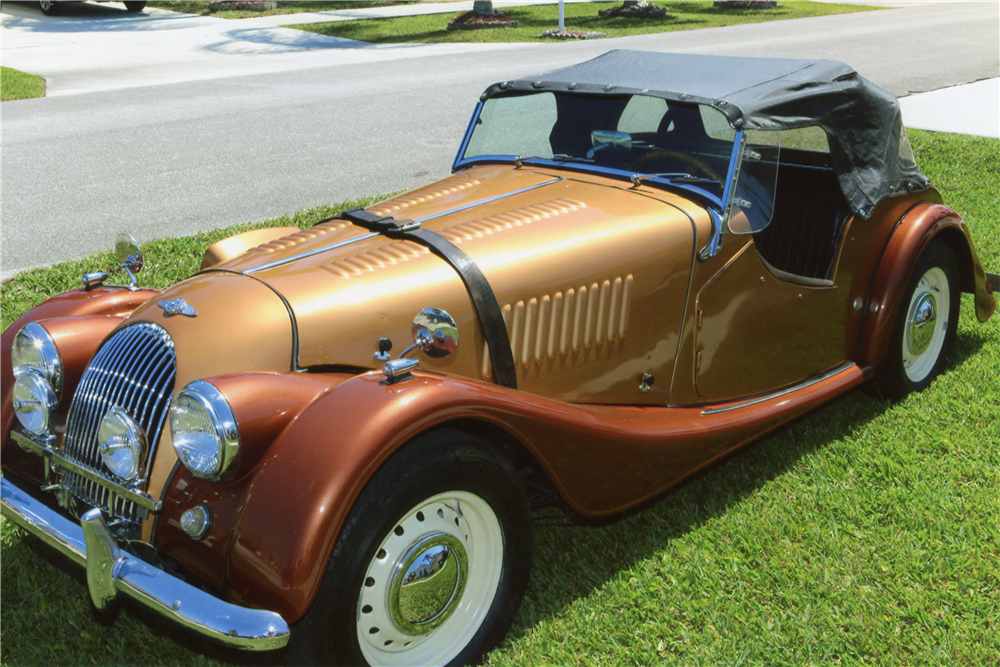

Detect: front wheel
123,1,147,11
874,240,960,400
289,431,533,666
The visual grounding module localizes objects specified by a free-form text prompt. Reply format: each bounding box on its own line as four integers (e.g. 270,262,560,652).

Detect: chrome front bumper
0,476,290,651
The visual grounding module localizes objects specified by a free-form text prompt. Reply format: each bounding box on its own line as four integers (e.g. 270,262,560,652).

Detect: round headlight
12,323,63,397
169,380,240,482
11,372,58,437
97,407,148,482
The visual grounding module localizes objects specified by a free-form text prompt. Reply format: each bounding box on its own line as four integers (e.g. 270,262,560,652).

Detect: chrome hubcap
356,491,503,666
907,293,936,355
901,266,950,383
388,533,468,635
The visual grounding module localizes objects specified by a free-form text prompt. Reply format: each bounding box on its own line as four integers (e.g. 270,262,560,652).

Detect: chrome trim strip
413,176,563,225
12,431,162,511
243,231,381,275
1,478,290,651
243,177,562,275
700,362,857,415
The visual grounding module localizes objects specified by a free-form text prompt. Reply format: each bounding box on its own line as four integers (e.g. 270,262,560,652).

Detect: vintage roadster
2,51,997,666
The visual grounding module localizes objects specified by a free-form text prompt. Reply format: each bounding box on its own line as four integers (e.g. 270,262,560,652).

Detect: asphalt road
2,1,997,278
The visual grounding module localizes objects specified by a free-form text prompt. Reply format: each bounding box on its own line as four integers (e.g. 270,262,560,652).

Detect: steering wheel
629,149,724,183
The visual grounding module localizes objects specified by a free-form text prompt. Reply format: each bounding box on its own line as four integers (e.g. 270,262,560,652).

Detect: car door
692,128,854,403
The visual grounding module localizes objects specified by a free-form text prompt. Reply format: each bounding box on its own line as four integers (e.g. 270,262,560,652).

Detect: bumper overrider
0,474,290,651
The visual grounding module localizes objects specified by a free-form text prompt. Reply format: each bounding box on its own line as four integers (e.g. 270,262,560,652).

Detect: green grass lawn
1,66,46,102
1,131,998,665
148,1,416,19
290,1,881,43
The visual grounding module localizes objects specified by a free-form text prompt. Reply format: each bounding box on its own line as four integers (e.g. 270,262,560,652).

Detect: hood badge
158,298,198,318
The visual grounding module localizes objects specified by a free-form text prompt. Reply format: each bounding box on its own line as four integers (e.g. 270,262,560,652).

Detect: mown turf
1,66,46,102
148,1,416,20
1,131,997,666
290,1,881,43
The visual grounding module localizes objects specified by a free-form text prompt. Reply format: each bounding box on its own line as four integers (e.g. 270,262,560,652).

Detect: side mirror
115,233,144,290
411,308,459,359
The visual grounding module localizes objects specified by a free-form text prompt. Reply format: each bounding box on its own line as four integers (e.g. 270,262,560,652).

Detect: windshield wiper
630,172,721,188
514,154,594,168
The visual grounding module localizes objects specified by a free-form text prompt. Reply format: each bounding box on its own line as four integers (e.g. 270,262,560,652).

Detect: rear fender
858,204,995,369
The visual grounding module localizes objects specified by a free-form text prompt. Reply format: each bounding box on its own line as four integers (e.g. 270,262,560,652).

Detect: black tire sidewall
877,241,960,399
289,431,533,666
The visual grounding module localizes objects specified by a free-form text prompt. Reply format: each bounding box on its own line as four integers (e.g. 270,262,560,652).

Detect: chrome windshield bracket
698,130,746,261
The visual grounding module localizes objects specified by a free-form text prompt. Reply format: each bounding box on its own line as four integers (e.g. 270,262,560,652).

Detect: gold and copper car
2,51,997,666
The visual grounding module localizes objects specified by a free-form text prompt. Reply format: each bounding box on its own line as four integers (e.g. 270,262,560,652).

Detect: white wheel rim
902,266,950,383
356,491,503,666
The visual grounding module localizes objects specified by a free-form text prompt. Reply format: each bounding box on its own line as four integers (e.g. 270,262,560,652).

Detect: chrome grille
60,323,176,523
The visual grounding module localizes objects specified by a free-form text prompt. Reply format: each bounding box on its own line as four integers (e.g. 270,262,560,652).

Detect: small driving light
12,323,63,397
11,372,58,437
97,407,148,482
170,380,240,482
180,505,212,540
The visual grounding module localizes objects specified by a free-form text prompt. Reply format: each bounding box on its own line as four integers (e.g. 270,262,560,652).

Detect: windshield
462,92,735,199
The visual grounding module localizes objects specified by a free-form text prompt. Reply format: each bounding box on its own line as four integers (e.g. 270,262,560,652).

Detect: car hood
212,165,706,383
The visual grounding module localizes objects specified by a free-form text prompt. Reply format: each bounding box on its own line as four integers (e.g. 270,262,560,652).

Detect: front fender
220,361,865,622
859,204,995,369
1,286,159,473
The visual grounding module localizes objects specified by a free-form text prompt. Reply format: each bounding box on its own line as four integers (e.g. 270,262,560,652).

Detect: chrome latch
374,338,393,362
383,358,420,383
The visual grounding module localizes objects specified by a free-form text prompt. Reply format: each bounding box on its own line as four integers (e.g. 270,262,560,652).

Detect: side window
729,130,779,234
773,126,829,153
617,95,668,134
700,106,736,141
734,126,849,282
729,126,833,235
463,93,558,158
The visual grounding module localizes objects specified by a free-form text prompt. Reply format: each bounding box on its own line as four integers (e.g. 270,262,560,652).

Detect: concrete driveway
2,1,997,278
0,1,525,97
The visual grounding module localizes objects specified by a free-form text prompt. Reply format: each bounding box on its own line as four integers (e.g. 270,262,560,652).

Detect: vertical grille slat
60,323,176,526
69,326,140,465
116,338,162,416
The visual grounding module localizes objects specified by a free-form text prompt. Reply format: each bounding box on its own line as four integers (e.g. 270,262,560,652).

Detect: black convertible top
482,50,929,219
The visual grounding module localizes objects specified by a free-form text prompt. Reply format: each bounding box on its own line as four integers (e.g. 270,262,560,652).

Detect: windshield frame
451,95,742,216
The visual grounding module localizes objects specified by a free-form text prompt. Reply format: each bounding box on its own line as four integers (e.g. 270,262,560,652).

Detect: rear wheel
289,431,533,666
124,1,147,11
874,241,959,400
39,1,65,16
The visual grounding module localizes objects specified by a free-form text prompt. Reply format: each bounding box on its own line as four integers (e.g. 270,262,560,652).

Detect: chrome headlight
11,372,58,437
12,323,63,397
98,407,148,482
169,380,240,482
